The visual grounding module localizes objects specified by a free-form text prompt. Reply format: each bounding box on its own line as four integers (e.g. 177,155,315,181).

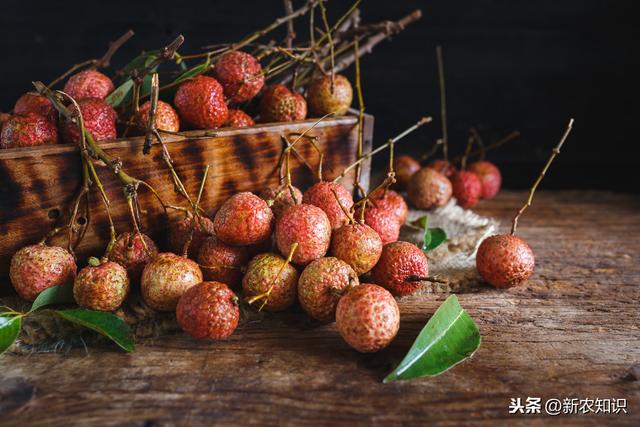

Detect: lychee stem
460,132,476,171
331,188,355,224
182,165,210,258
319,0,336,93
246,243,298,311
353,25,367,199
436,45,449,162
469,128,486,161
510,119,574,235
418,138,444,163
406,275,450,285
452,131,520,165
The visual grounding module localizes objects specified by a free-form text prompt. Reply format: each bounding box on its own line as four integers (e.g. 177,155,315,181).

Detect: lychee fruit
214,51,265,104
197,237,250,287
213,192,274,246
355,205,401,245
9,244,77,301
298,257,359,322
407,167,452,210
259,84,307,123
225,109,255,128
306,74,353,116
259,183,302,218
336,283,400,353
393,154,421,190
140,252,203,311
168,215,215,259
468,160,502,199
427,159,457,178
242,252,299,312
106,232,158,284
450,170,482,209
371,241,428,296
302,181,354,230
63,69,114,101
476,234,535,289
14,92,57,123
369,188,409,224
137,100,180,133
174,75,229,129
0,112,58,149
275,203,331,265
60,97,117,144
73,258,129,311
330,222,382,275
176,281,239,340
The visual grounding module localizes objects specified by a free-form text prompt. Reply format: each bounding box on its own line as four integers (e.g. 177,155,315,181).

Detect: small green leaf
383,295,480,383
117,52,159,80
30,282,75,312
173,58,211,85
0,315,21,354
105,54,158,107
52,309,134,352
425,227,447,251
105,79,134,107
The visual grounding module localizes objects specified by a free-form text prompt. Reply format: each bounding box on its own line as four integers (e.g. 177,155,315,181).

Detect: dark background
1,0,638,192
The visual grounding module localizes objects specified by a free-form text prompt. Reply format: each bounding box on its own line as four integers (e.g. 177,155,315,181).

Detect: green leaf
52,309,134,352
425,227,447,251
173,58,211,85
383,295,480,383
105,79,134,107
105,54,158,107
117,51,159,80
0,315,21,354
30,282,74,312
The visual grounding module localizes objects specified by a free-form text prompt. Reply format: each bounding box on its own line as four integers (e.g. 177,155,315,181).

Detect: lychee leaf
161,58,212,99
52,309,134,352
383,295,480,383
0,315,21,354
106,54,159,108
30,282,74,312
425,227,447,251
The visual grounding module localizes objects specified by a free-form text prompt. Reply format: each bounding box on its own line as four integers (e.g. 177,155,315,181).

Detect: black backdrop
1,0,638,192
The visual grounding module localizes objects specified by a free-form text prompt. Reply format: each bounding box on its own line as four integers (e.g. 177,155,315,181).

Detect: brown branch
406,275,450,284
283,0,296,50
436,45,448,161
452,131,521,164
131,35,184,85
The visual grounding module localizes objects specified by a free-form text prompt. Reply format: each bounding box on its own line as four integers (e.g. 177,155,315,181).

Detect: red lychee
197,237,250,287
259,183,302,218
369,188,409,224
407,167,452,210
330,222,382,275
298,257,359,322
14,92,57,122
336,283,400,353
214,51,265,104
176,281,239,340
174,75,229,129
106,232,158,284
242,252,299,312
468,160,502,199
225,109,255,128
451,170,482,209
60,97,117,144
393,154,421,190
371,241,428,296
63,69,114,101
168,215,215,259
426,159,457,178
306,74,353,116
476,234,535,289
73,259,129,311
137,100,180,133
259,84,307,123
213,192,274,246
302,181,354,230
9,244,77,301
275,203,331,265
0,112,58,149
141,252,203,311
355,205,401,245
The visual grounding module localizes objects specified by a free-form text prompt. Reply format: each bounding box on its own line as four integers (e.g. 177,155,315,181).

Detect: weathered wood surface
0,191,639,426
0,115,373,281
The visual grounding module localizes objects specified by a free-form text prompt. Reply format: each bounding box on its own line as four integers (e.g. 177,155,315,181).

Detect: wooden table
1,191,638,426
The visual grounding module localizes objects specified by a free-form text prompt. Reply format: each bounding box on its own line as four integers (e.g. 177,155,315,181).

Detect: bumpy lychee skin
330,223,382,275
336,283,400,353
260,184,302,218
259,84,307,123
137,100,180,133
63,69,114,101
60,97,117,144
275,204,331,265
451,170,482,209
371,241,428,296
408,167,453,210
14,92,57,122
306,74,353,116
106,232,158,284
476,234,535,289
393,155,421,190
468,160,502,199
242,252,299,312
356,205,401,245
141,253,203,311
214,192,274,246
225,109,255,128
298,257,359,322
427,159,457,178
176,281,239,340
197,237,250,287
1,113,58,149
73,260,129,311
302,181,354,230
168,215,215,259
215,51,265,104
174,75,229,129
369,188,409,224
9,244,77,302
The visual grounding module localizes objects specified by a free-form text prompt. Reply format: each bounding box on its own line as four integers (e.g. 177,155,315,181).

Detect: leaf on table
409,215,448,252
52,309,134,352
0,315,22,354
30,282,74,312
383,295,480,383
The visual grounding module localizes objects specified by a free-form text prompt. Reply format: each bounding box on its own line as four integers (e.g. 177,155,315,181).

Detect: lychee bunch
106,232,158,284
213,192,274,246
225,109,255,128
330,222,382,275
242,252,299,312
137,100,180,133
306,74,353,116
302,181,354,230
476,234,534,288
197,237,250,287
275,203,331,265
60,97,117,144
73,259,129,311
141,252,203,311
259,84,307,122
215,51,265,104
63,69,114,101
450,170,482,209
14,92,57,123
371,241,429,296
468,160,502,199
1,112,58,149
174,75,229,129
408,167,452,210
176,281,239,340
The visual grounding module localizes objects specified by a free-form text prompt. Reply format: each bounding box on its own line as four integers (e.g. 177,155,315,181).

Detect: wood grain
0,191,638,426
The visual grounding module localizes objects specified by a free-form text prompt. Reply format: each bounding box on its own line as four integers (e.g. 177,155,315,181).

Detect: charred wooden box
0,115,373,282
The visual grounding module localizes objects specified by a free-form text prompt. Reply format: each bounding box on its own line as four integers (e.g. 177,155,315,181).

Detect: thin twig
436,45,448,161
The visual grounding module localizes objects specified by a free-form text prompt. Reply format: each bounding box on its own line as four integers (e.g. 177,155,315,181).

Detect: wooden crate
0,114,374,282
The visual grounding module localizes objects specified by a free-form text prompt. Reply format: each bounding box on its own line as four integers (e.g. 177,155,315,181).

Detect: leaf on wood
52,309,134,352
409,215,448,251
0,315,22,354
30,282,74,312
